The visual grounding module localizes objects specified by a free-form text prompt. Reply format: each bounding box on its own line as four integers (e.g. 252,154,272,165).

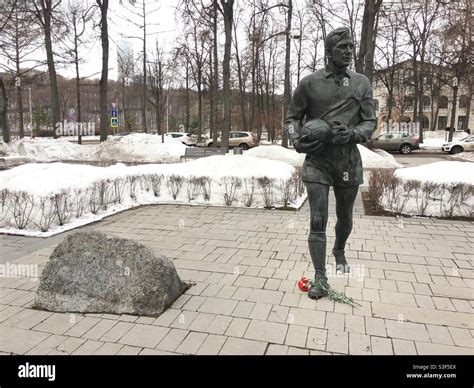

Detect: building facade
372,60,473,133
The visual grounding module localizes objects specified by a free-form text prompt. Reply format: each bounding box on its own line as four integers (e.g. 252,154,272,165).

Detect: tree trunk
220,0,234,151
448,84,458,142
98,0,109,143
233,20,247,132
43,2,60,139
356,0,382,81
74,21,82,144
185,61,190,133
142,1,147,133
212,0,219,147
0,76,9,143
282,0,293,148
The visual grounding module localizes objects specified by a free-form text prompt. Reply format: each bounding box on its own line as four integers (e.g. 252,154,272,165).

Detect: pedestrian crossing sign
111,118,119,128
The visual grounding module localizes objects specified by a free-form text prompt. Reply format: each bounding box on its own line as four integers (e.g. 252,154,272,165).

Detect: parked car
165,132,197,146
442,135,474,154
206,131,258,150
367,132,420,154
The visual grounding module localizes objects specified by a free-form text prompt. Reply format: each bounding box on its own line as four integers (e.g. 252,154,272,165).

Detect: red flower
298,277,309,292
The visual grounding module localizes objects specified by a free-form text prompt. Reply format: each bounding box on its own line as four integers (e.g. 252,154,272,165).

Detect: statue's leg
305,182,330,299
332,185,359,273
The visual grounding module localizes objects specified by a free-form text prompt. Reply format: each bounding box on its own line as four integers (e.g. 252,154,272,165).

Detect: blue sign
111,110,118,118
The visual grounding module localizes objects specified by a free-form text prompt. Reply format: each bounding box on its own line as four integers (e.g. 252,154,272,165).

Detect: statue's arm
350,78,377,143
284,80,308,147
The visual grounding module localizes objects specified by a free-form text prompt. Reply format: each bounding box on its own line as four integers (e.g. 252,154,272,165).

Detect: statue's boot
308,236,329,300
333,221,351,274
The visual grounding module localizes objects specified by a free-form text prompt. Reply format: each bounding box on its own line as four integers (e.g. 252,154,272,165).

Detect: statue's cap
325,27,353,50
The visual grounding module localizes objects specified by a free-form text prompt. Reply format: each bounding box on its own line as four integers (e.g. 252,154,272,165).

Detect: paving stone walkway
0,193,473,355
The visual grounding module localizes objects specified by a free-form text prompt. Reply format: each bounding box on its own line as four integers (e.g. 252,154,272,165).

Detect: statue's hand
331,121,353,144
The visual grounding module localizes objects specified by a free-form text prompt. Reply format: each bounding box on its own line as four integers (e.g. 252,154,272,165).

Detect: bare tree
61,0,95,144
0,0,41,139
119,0,160,133
31,0,63,139
219,0,234,151
96,0,109,142
355,0,382,81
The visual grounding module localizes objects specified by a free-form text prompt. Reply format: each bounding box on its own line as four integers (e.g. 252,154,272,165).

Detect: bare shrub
128,175,139,200
0,189,11,222
53,189,72,226
242,177,255,207
459,184,473,218
367,169,385,212
35,195,56,232
112,178,126,204
73,188,88,218
441,184,463,218
197,176,212,201
222,176,241,206
139,174,151,192
148,174,163,198
381,171,401,211
279,178,294,207
94,179,111,210
258,177,274,208
416,181,437,216
167,175,184,200
393,180,418,214
185,177,201,202
89,184,101,215
292,167,305,197
11,191,36,229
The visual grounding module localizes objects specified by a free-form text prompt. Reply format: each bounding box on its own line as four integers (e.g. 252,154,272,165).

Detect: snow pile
395,161,474,185
0,155,306,236
7,138,93,161
246,145,305,166
2,134,187,164
0,141,17,157
358,145,402,168
246,145,402,169
92,133,186,163
420,131,469,150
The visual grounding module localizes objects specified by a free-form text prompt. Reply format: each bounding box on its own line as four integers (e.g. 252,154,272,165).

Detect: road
392,150,450,167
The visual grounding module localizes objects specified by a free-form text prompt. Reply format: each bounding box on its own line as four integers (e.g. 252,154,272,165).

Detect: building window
439,96,448,109
373,99,379,111
438,116,447,130
459,95,469,109
386,97,396,109
457,116,467,131
423,96,431,110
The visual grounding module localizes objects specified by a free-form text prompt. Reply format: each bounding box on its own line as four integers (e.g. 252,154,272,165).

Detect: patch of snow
91,133,186,163
395,161,474,185
0,155,306,236
245,145,305,166
357,145,402,168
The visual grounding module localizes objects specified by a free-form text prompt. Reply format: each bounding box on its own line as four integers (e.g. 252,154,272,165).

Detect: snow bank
246,146,305,166
0,155,306,236
246,145,402,169
91,133,186,163
358,145,402,168
7,138,92,161
3,134,186,164
395,161,474,185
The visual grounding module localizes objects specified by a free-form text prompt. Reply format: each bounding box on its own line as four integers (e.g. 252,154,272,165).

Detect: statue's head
325,27,354,69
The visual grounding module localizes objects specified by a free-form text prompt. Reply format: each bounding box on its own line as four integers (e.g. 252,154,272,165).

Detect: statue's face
327,38,354,68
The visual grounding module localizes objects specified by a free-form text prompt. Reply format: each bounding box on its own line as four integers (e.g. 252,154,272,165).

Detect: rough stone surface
34,231,186,316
